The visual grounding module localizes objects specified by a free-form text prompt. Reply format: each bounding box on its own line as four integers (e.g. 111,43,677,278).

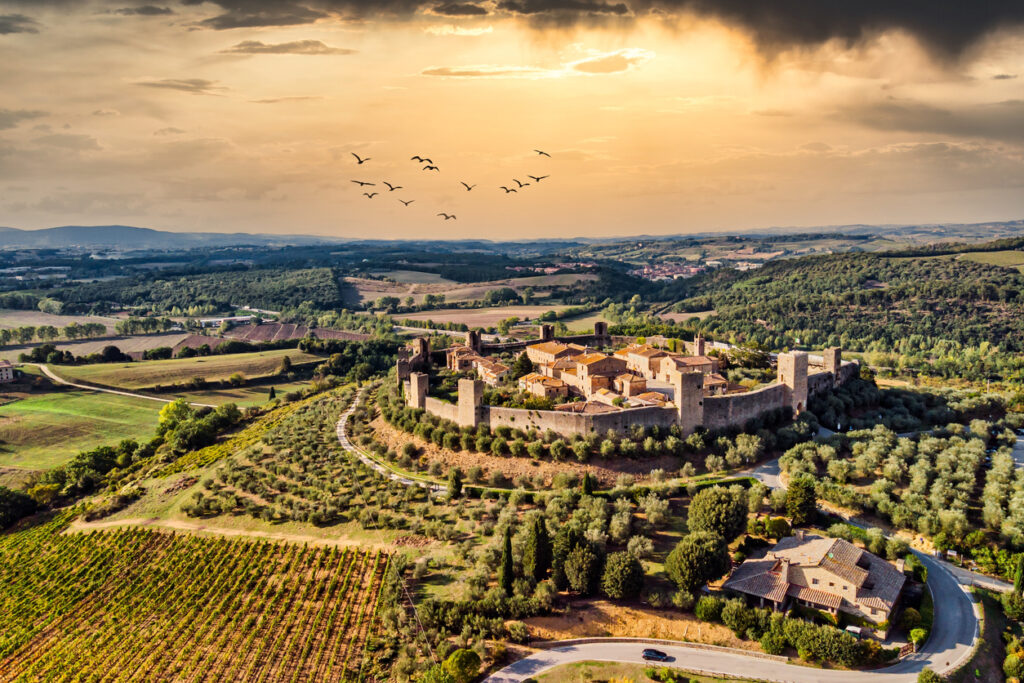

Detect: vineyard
0,513,390,682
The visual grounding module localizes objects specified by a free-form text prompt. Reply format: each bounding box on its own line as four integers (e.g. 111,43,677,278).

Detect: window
828,582,835,587
811,578,819,585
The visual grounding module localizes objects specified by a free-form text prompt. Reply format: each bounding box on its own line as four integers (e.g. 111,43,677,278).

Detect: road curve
23,363,215,408
486,551,978,683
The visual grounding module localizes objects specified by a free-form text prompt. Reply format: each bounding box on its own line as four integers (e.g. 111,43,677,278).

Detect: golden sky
1,1,1023,239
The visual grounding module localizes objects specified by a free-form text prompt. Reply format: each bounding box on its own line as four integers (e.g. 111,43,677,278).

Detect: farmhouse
723,532,905,628
0,359,15,383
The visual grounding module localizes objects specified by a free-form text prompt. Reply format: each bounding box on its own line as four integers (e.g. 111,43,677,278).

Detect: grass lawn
961,251,1024,273
169,380,314,407
51,348,321,390
0,390,160,470
562,311,612,333
533,660,759,682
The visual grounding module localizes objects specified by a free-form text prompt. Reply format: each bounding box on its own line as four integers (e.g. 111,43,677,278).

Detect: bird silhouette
500,186,517,193
411,155,433,164
423,165,439,172
513,178,530,188
460,182,476,191
383,181,403,191
362,192,378,199
351,153,370,164
528,175,549,183
399,199,415,206
533,149,551,157
351,180,375,187
437,213,456,220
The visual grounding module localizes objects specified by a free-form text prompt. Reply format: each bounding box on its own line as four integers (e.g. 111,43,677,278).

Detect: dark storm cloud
0,13,39,34
112,5,175,14
0,109,46,129
221,39,355,53
180,0,328,29
432,2,487,16
497,0,628,15
839,98,1024,143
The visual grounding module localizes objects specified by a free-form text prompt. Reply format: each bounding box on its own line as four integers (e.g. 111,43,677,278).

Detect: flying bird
460,182,476,191
362,192,378,199
399,199,415,206
513,178,530,188
383,181,403,191
411,155,433,164
528,175,549,183
437,213,456,220
351,180,375,187
423,165,439,172
351,153,370,164
533,149,551,157
500,186,517,194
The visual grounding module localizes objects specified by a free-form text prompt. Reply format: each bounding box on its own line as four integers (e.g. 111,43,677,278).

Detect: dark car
642,648,669,662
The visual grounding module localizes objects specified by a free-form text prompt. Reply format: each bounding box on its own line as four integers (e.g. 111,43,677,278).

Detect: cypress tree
268,386,276,400
1015,554,1024,595
523,516,552,582
582,472,595,496
500,526,514,597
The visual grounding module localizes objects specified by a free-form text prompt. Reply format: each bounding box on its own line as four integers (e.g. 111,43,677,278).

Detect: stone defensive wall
423,396,458,423
702,383,788,432
483,404,678,435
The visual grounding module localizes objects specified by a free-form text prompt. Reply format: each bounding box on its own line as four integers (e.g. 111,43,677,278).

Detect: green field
170,380,314,407
561,311,612,333
0,390,160,470
961,250,1024,272
369,269,456,284
51,348,321,390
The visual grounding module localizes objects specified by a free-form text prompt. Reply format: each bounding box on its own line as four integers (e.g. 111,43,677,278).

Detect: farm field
0,514,389,682
169,380,313,407
368,269,456,284
50,348,321,390
561,310,612,332
400,305,573,327
0,390,159,471
0,309,120,332
960,250,1024,272
0,332,206,362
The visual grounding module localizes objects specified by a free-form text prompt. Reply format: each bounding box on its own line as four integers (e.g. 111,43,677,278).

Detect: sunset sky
1,1,1023,239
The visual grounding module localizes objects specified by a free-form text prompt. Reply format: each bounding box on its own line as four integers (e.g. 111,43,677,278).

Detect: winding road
21,362,214,408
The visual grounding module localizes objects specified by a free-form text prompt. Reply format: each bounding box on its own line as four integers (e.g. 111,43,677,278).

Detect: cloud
497,0,628,15
181,0,327,29
0,13,39,34
993,73,1017,79
0,109,46,130
112,5,174,15
570,47,653,73
421,65,557,78
135,78,225,94
154,127,186,135
425,23,493,35
221,39,354,54
838,98,1024,143
432,2,488,15
32,133,101,151
250,96,323,103
92,109,121,116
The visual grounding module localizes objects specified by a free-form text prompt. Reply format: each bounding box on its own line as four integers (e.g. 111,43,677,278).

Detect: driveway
486,552,978,682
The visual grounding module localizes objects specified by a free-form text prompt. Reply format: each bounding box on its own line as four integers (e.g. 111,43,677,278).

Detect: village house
723,532,906,629
524,341,589,366
518,372,569,398
446,345,509,386
0,360,15,383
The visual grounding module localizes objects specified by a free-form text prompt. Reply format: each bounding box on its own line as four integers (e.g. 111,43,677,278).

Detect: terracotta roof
553,401,619,414
577,352,612,365
0,360,12,368
616,373,643,382
528,341,570,355
723,558,789,603
788,584,842,610
704,373,729,387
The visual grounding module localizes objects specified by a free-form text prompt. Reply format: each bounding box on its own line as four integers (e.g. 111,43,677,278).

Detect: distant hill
0,225,345,250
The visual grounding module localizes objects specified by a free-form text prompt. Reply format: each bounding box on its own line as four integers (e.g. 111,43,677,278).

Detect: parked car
642,648,669,662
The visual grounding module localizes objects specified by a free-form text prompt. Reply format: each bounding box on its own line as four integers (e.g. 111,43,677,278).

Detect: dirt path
23,363,214,408
65,516,393,550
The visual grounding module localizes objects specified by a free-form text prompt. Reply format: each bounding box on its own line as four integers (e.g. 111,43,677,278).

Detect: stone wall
483,405,677,436
424,396,458,422
703,383,788,432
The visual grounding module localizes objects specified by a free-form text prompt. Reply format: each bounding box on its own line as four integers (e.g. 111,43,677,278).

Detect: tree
447,468,463,499
665,531,730,593
786,476,818,525
442,648,481,683
582,472,596,496
420,666,455,683
1015,554,1024,595
500,526,514,597
601,551,644,600
511,352,534,379
268,386,276,400
688,486,748,542
523,516,552,582
564,543,603,596
157,398,193,434
917,668,944,683
279,355,293,374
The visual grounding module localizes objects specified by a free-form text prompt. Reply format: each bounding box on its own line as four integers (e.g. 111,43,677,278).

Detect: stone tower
594,321,609,343
778,351,808,414
465,329,482,352
823,347,842,386
396,347,410,384
671,370,704,436
409,372,428,410
540,324,554,342
693,335,706,357
457,378,483,428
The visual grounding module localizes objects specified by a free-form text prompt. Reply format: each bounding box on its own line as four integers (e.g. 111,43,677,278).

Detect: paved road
1012,435,1024,468
742,457,784,490
487,551,978,682
24,363,214,408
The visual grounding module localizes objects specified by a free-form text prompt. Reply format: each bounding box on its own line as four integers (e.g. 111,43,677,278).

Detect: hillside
0,225,341,250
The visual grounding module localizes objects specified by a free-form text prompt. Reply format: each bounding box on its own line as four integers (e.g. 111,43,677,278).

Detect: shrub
665,532,730,593
760,631,786,655
694,596,724,622
601,551,644,600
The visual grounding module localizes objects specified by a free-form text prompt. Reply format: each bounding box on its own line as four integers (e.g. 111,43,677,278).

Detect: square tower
409,372,428,409
823,347,842,386
457,378,483,428
778,351,808,414
671,370,704,436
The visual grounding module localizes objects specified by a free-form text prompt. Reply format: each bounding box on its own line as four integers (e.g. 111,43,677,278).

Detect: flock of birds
350,149,552,221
